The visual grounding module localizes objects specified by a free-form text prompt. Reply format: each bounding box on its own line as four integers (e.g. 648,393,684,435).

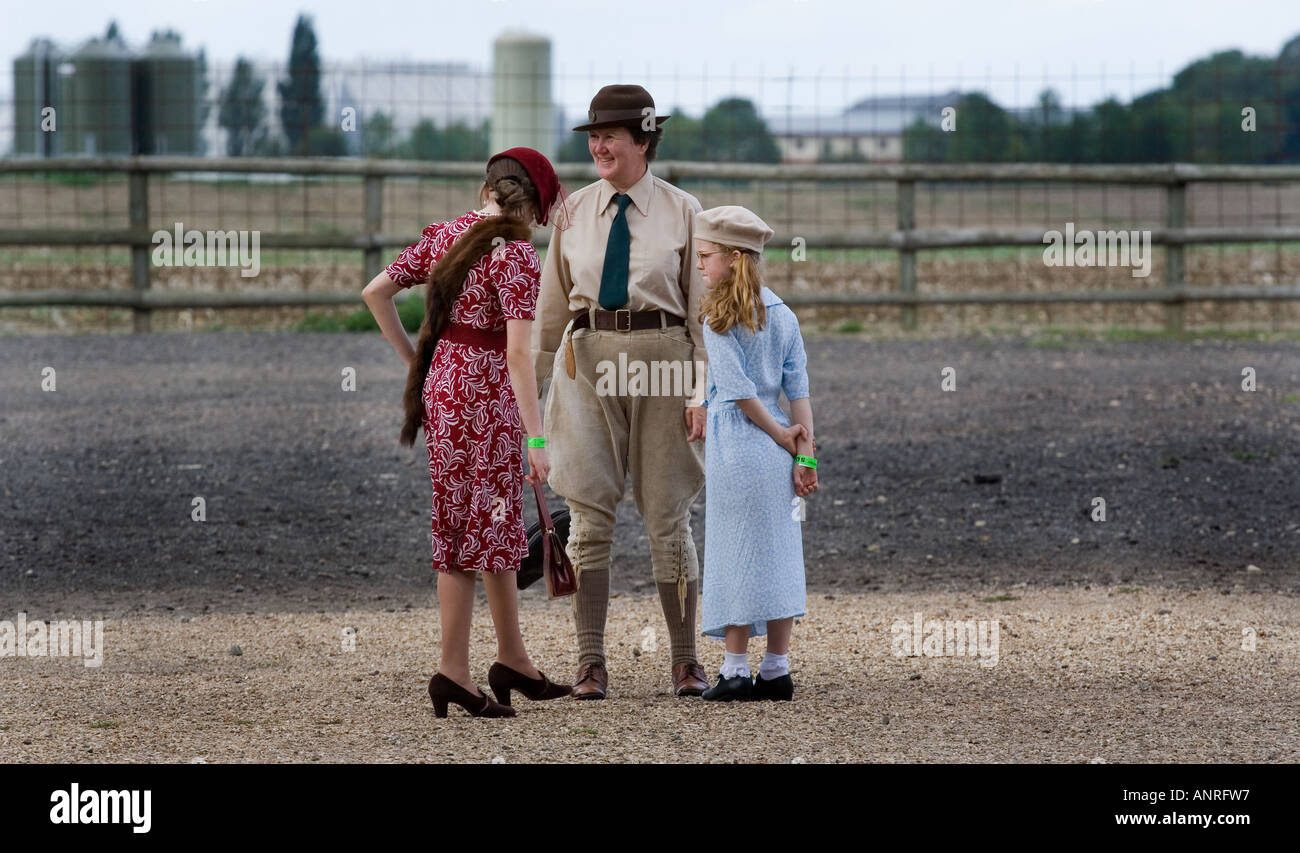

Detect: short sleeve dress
385,210,541,574
700,286,811,637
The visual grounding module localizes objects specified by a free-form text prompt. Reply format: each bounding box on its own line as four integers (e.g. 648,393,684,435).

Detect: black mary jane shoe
702,673,754,702
752,672,794,701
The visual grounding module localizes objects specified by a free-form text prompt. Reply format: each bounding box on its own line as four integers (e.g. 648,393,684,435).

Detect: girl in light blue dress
693,206,819,702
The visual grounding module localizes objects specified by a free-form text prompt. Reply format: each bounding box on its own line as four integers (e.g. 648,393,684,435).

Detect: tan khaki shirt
532,165,708,405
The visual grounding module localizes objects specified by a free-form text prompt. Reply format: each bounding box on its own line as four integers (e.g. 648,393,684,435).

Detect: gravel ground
0,589,1295,763
1,330,1297,762
1,331,1297,613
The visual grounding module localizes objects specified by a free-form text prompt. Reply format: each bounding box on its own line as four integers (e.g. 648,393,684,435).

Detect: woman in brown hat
530,85,713,699
362,148,573,718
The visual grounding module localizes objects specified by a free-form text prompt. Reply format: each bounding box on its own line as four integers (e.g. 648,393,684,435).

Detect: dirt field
1,330,1297,762
0,589,1295,763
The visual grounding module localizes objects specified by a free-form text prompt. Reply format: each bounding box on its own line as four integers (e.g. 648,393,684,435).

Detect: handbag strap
530,479,553,535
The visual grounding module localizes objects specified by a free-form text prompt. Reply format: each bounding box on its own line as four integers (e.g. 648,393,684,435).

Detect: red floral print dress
384,210,540,574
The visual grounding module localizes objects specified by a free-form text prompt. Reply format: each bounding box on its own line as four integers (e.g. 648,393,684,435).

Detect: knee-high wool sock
657,580,699,667
573,569,610,668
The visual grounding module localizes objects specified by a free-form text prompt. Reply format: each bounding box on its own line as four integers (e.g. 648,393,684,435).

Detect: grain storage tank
134,32,201,155
491,31,554,158
13,38,63,156
62,37,133,155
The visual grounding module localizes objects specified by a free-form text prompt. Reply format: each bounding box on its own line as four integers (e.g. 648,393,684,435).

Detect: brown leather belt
571,308,685,332
443,322,506,350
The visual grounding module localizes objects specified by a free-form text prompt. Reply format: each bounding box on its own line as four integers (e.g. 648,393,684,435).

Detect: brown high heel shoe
428,672,516,718
488,662,573,706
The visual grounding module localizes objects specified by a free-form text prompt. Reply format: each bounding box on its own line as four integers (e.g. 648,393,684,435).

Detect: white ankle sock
720,651,750,679
759,652,789,679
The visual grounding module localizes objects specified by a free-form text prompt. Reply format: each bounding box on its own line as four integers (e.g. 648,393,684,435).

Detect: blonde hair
698,243,766,334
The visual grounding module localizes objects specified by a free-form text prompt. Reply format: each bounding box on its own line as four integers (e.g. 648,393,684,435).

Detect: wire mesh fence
7,52,1299,160
2,55,1299,334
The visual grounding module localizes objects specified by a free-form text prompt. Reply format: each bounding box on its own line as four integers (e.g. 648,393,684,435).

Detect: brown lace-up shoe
572,662,608,700
672,662,709,696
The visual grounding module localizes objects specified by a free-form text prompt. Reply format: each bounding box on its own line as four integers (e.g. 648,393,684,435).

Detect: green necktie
598,193,631,309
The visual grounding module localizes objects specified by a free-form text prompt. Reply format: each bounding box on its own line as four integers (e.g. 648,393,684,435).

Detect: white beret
694,205,774,254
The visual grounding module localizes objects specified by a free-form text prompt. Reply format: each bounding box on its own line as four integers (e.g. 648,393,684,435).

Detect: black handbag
516,482,573,592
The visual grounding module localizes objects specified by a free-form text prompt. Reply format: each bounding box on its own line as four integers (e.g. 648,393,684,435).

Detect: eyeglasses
695,251,721,261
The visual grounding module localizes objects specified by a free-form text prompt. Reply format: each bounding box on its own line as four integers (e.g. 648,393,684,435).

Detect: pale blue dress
701,286,810,639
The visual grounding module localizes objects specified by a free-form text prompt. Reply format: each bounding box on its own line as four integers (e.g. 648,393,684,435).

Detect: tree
950,93,1016,161
362,111,396,157
306,126,347,156
1128,89,1188,162
905,93,1015,162
441,120,489,160
277,15,324,155
105,21,123,44
252,134,286,157
657,108,704,161
903,116,945,162
1092,98,1133,163
899,30,1300,165
700,98,781,162
219,58,268,156
1022,89,1070,161
1167,49,1276,162
400,119,489,160
404,119,440,160
557,131,591,163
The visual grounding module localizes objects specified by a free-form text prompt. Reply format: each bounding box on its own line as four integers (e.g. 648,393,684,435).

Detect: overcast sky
5,0,1298,115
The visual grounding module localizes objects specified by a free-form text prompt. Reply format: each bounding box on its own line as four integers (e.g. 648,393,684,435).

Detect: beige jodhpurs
544,318,706,603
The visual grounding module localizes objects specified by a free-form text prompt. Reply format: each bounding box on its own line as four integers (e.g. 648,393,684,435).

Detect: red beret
487,147,565,227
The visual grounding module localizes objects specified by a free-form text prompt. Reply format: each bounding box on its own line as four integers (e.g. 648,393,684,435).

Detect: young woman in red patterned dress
362,148,572,718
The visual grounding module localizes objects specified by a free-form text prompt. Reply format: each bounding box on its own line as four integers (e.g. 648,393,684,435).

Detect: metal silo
134,33,201,155
492,31,554,158
13,38,63,157
62,37,133,156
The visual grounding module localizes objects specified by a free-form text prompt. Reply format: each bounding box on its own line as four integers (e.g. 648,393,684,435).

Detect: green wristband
526,436,546,448
795,455,817,469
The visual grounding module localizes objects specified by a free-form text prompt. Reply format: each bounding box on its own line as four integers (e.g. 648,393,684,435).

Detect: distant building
766,90,961,163
330,60,491,136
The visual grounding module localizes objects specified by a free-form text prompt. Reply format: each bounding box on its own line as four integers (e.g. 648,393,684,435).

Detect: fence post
363,173,384,279
1164,181,1186,332
897,179,917,330
128,168,151,332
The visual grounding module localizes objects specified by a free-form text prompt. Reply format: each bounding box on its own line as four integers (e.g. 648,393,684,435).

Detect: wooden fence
1,157,1299,332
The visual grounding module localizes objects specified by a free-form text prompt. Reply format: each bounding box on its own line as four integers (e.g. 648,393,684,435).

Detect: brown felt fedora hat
572,84,671,132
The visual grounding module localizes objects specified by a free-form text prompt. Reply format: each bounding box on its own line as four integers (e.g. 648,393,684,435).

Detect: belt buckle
614,308,632,332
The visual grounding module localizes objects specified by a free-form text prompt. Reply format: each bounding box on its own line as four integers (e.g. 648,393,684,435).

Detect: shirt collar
597,165,654,217
761,286,784,307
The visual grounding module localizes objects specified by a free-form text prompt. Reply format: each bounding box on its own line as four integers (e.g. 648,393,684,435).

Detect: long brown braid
398,158,539,447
